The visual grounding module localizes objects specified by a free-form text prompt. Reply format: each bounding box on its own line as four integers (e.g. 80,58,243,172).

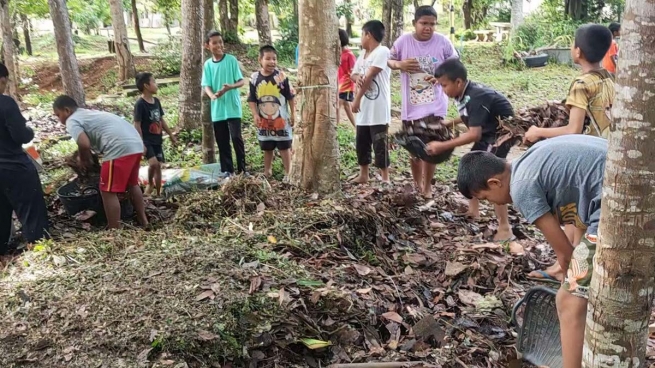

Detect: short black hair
574,24,613,63
135,72,153,92
339,28,350,47
259,45,277,58
434,58,468,82
457,151,507,199
362,20,385,43
53,95,79,111
205,30,222,44
414,5,438,21
0,62,7,78
608,22,621,34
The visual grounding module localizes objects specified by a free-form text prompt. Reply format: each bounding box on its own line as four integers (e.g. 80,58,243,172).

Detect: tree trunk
228,0,239,43
583,0,655,365
345,0,353,36
565,0,586,20
20,13,31,56
382,0,392,46
131,0,146,53
293,0,299,25
510,0,523,31
290,0,340,193
391,0,404,45
109,0,136,82
178,0,202,130
414,0,419,8
218,0,229,34
255,0,272,46
201,0,216,163
48,0,85,105
462,0,472,29
0,0,18,99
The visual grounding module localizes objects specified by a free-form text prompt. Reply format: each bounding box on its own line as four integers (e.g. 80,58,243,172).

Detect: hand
210,93,218,101
426,141,449,155
289,116,295,127
523,126,541,145
143,145,148,156
356,77,364,90
170,135,178,146
352,98,361,113
424,75,438,85
400,58,422,73
253,115,262,127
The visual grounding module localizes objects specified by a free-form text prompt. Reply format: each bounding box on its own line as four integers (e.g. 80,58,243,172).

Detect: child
247,45,296,180
388,5,458,198
524,24,615,142
602,22,620,74
201,30,246,175
0,62,49,254
337,28,357,128
426,58,514,242
134,72,177,197
457,135,607,368
53,95,148,229
351,20,392,184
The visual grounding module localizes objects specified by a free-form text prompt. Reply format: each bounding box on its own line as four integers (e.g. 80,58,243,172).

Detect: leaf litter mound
496,101,570,146
1,176,554,367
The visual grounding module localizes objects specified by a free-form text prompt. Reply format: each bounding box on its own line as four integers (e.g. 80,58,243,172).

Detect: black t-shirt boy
134,97,165,146
455,81,514,147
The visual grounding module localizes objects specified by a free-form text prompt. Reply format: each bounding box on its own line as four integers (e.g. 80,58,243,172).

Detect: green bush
152,37,182,77
456,29,476,41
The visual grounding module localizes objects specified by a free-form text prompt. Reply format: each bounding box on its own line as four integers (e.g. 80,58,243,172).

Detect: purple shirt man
390,33,458,121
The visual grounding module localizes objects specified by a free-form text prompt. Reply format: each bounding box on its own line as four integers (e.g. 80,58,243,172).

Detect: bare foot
493,227,514,242
528,262,565,282
421,189,433,199
351,175,369,184
465,211,480,219
144,185,153,196
264,171,273,178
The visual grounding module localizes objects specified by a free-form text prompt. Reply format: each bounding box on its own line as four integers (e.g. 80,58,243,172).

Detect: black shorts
339,92,354,102
356,125,389,168
471,139,512,159
145,144,165,162
259,140,292,151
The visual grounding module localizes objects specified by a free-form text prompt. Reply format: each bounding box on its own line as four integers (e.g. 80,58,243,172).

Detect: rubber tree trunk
218,0,229,34
201,0,216,163
109,0,136,82
510,0,524,31
462,0,472,29
47,0,85,105
229,0,239,43
131,0,146,53
0,0,18,99
178,0,202,130
255,0,272,46
290,0,340,194
382,0,392,46
583,0,655,365
391,0,403,46
345,0,353,36
20,13,31,56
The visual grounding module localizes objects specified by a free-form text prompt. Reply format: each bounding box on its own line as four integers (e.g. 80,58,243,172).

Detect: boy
248,45,296,180
201,30,246,175
337,29,357,128
523,24,614,281
134,72,177,197
457,135,607,368
388,5,458,198
0,62,49,254
351,20,392,184
427,58,514,242
53,95,148,229
524,24,615,142
602,22,620,74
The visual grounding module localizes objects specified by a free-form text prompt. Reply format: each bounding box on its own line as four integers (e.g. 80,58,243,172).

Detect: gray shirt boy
510,135,607,235
66,108,143,161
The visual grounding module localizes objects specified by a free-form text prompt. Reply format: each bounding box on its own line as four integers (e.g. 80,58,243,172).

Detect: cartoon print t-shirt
133,97,165,145
389,33,458,121
352,45,391,126
247,70,295,141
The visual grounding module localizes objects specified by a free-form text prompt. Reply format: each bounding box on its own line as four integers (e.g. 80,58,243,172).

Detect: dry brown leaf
353,264,372,276
381,311,403,323
458,290,483,306
160,360,176,366
249,276,262,294
195,290,214,301
472,242,502,250
197,330,219,341
445,261,467,276
356,287,372,294
256,202,266,213
509,241,525,255
279,288,291,306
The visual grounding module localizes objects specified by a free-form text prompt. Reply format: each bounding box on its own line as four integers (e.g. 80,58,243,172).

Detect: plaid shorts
562,234,597,299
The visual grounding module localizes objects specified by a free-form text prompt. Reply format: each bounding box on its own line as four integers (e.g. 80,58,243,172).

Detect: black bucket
57,180,134,221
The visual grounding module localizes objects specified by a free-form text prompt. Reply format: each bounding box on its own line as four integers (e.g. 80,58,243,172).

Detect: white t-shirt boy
353,45,391,127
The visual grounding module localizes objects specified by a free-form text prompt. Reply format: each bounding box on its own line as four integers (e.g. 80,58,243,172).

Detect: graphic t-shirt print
148,107,162,135
409,55,438,106
356,62,380,101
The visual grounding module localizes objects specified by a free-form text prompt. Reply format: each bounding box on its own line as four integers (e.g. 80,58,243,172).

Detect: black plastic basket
57,180,134,221
394,134,454,164
511,286,562,368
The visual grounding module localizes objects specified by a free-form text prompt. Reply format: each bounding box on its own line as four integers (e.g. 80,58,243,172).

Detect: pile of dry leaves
0,175,555,368
496,102,570,146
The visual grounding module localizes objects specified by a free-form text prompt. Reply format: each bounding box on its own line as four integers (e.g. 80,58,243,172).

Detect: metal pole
449,0,455,43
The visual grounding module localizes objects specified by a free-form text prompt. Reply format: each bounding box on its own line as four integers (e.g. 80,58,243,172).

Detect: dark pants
213,118,246,174
0,161,49,254
356,125,390,169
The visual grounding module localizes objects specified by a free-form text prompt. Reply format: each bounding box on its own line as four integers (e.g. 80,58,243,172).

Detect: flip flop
526,270,561,285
